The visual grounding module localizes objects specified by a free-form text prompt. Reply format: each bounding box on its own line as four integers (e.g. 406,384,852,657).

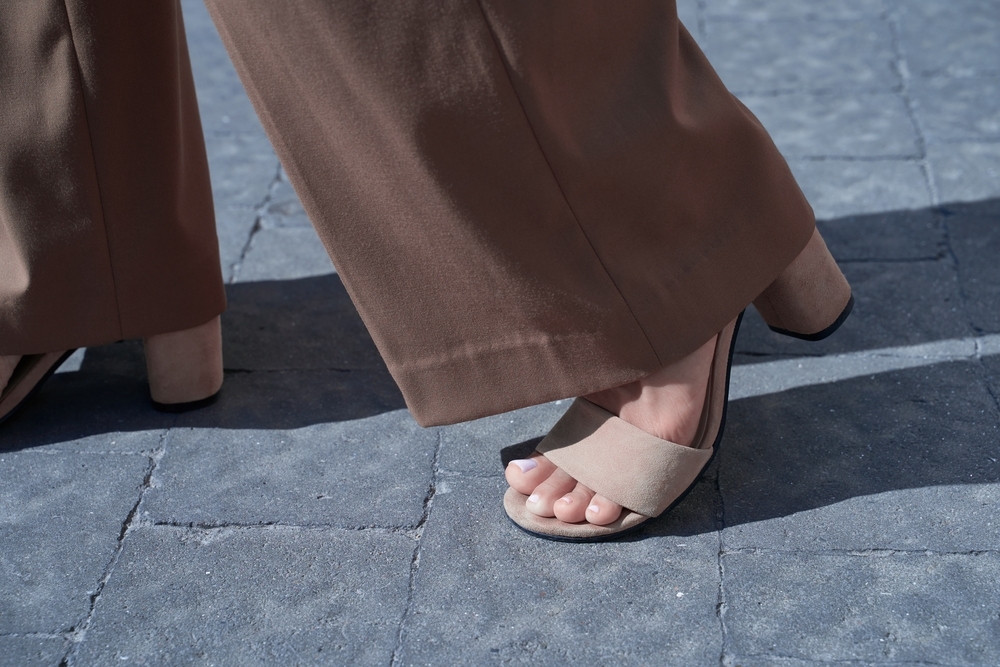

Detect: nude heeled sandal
504,313,744,542
753,227,853,341
0,350,78,427
144,316,224,413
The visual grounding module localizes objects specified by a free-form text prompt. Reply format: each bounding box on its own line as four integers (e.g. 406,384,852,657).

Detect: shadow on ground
1,274,405,450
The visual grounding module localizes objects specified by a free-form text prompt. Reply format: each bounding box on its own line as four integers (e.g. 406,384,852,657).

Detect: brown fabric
538,398,712,517
206,0,815,426
0,1,226,355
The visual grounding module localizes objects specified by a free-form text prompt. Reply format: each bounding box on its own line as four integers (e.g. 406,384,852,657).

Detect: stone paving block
1,374,174,453
235,228,336,283
221,274,386,372
739,92,917,158
946,203,1000,333
816,208,945,262
703,18,897,94
398,476,721,666
176,368,405,430
0,637,66,667
181,0,263,136
438,401,566,476
928,142,1000,205
788,159,931,220
704,0,888,21
0,453,150,633
676,0,700,36
721,361,1000,551
143,412,435,528
910,75,1000,143
722,551,1000,664
259,177,312,229
736,258,971,359
76,527,414,666
895,0,1000,79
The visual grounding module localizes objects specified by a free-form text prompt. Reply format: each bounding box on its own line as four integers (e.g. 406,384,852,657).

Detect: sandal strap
537,398,712,517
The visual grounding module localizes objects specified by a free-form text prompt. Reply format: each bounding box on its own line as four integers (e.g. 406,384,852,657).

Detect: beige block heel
144,316,224,413
753,228,854,341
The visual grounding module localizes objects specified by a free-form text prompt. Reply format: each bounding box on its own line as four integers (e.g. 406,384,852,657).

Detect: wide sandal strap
537,398,713,518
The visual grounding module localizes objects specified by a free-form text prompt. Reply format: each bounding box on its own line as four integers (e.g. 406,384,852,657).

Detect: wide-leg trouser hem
0,0,226,356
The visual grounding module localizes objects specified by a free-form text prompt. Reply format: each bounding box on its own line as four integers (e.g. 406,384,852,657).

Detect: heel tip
150,390,220,414
768,294,855,342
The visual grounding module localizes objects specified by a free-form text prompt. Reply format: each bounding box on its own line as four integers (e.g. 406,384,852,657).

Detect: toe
552,482,595,523
525,467,577,517
584,492,623,526
504,453,556,495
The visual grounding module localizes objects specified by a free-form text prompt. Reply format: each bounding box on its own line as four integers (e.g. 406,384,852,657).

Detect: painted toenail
511,459,538,473
527,494,540,503
587,504,600,514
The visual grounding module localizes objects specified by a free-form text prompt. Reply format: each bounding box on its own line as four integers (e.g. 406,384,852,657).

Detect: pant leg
0,0,226,355
205,0,814,426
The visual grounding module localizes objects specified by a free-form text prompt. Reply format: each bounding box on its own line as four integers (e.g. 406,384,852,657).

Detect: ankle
143,317,223,405
583,334,717,445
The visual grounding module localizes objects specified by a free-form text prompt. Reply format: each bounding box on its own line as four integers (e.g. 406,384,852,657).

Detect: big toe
504,453,557,495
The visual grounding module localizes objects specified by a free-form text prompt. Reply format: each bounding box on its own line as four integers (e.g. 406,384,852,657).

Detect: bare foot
504,334,718,526
143,316,223,405
0,355,22,395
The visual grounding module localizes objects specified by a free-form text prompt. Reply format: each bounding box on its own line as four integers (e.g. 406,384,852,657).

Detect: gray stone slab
703,18,897,94
928,142,1000,205
235,227,335,283
0,452,150,633
0,636,66,667
704,0,889,20
178,368,405,430
721,361,1000,551
895,0,1000,79
76,527,413,666
945,202,1000,333
723,551,1000,664
0,374,174,453
736,258,971,359
788,159,931,219
221,274,386,371
204,131,279,214
259,177,312,229
397,476,721,666
910,75,1000,143
816,208,946,262
676,0,701,37
181,0,263,136
739,92,917,158
439,401,566,476
143,412,435,528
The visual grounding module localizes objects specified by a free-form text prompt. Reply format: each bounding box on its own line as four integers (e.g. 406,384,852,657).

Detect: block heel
753,228,853,342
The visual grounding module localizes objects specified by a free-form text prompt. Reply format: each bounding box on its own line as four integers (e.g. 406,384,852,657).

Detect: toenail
559,496,573,504
587,504,600,514
527,494,539,503
511,459,538,473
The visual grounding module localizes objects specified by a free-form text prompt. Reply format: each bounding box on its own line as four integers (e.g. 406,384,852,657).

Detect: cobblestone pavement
3,1,1000,665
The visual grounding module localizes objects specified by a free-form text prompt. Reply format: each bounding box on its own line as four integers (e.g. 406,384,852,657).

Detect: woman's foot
143,316,223,406
0,355,22,394
504,333,718,526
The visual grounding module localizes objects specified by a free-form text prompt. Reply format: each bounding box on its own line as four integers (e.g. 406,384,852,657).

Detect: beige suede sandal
504,313,743,542
0,350,76,427
754,227,853,341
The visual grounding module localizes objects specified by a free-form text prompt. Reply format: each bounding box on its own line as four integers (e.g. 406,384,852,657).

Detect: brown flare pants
1,1,815,427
